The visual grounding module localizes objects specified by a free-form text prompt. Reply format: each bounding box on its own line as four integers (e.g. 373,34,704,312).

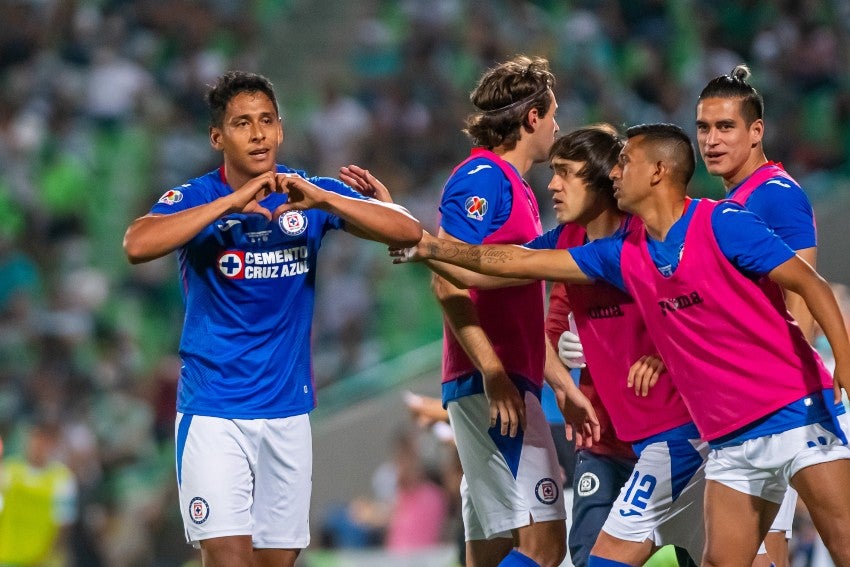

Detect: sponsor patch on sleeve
464,196,488,221
158,189,184,205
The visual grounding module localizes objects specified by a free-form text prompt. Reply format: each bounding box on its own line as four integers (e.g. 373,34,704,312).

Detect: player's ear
651,160,665,185
749,118,764,147
210,126,224,151
524,106,539,132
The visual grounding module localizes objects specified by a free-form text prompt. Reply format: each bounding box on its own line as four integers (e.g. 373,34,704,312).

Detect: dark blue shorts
569,450,637,567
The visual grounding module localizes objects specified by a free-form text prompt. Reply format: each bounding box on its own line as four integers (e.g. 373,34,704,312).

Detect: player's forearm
784,247,818,341
543,339,576,396
802,279,850,369
123,199,233,263
324,193,422,247
425,259,530,290
421,239,588,282
432,273,505,375
773,258,850,367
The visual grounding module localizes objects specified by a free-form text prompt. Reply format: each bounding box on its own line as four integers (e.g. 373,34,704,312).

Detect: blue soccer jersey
439,157,513,243
570,199,796,292
150,165,367,419
727,174,816,251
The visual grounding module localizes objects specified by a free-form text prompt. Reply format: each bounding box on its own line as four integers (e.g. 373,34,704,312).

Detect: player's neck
221,163,253,192
722,152,768,189
494,144,536,177
641,191,689,242
583,208,624,242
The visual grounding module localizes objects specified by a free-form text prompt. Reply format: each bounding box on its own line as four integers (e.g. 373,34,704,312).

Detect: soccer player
122,71,421,567
530,127,702,567
421,54,567,567
395,122,850,567
695,63,819,567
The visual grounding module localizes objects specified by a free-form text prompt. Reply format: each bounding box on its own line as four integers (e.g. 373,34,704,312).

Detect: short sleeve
712,201,796,276
439,160,511,243
744,179,816,251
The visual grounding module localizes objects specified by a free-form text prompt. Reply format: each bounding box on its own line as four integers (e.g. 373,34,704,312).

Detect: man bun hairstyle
464,55,555,150
698,64,764,125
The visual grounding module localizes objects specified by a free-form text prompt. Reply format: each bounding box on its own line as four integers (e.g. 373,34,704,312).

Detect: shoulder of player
154,173,214,206
443,158,509,200
755,173,805,194
450,157,508,183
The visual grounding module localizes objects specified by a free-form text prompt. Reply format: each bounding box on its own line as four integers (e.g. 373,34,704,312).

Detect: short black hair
626,123,696,185
206,71,279,128
549,124,622,198
697,64,764,125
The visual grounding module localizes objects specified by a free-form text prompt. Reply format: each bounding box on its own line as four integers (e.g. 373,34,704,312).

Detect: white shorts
449,392,566,540
706,421,850,504
175,413,312,549
602,436,708,562
769,487,797,537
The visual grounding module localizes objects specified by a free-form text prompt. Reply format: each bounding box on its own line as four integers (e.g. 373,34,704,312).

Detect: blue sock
588,555,633,567
498,549,541,567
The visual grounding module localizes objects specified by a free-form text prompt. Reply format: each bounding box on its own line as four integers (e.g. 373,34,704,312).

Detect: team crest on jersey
158,189,184,205
577,472,600,497
189,497,210,524
535,477,559,505
218,250,245,279
464,196,488,221
279,211,308,235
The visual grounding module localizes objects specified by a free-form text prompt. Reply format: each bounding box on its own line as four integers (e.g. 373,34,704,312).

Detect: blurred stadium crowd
0,0,848,565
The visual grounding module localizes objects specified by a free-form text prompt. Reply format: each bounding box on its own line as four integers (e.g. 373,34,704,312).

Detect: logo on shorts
535,477,559,505
189,497,210,524
278,211,308,235
577,472,600,497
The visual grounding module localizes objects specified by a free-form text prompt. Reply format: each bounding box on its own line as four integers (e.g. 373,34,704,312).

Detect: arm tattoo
431,241,514,268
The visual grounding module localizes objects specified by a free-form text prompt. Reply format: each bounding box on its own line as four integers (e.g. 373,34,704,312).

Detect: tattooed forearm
429,241,515,270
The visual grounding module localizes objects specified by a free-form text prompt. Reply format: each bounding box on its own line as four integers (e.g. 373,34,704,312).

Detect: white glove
558,330,586,369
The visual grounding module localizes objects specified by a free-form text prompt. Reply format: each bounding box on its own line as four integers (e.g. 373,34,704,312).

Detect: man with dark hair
123,70,422,567
537,127,702,567
696,66,820,565
396,122,850,567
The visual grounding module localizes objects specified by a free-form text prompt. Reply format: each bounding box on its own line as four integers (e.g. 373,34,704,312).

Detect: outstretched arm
769,255,850,399
395,231,592,283
340,165,532,289
274,174,422,248
424,257,533,290
124,171,279,264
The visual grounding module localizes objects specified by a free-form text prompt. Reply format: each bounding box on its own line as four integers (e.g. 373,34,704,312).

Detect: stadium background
0,0,848,565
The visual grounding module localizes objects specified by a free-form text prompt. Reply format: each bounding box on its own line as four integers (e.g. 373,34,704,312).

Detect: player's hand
404,391,449,427
555,386,600,448
389,230,435,263
339,164,393,203
627,354,666,397
558,330,586,369
271,173,326,216
483,370,526,437
228,171,278,219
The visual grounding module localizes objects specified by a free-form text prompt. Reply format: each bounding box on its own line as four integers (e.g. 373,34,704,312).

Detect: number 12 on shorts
619,470,657,517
